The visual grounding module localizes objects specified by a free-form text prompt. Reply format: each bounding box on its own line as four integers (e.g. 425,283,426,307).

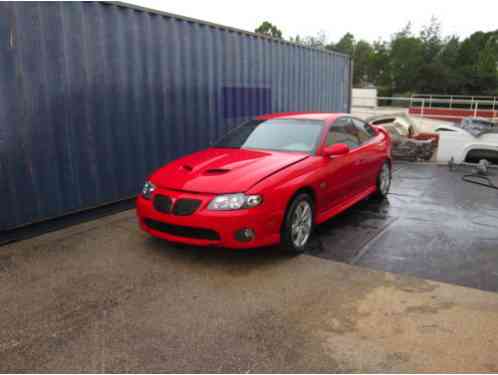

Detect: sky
128,0,498,44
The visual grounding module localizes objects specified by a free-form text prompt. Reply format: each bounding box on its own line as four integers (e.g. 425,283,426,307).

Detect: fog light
235,228,255,242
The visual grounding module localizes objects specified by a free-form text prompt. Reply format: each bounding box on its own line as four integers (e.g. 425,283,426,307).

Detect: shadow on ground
145,235,295,274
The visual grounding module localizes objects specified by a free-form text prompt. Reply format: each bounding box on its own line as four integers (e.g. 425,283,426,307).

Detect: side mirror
323,143,350,158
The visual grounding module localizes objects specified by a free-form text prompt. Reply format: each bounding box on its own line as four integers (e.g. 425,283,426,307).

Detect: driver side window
352,118,376,142
327,118,360,149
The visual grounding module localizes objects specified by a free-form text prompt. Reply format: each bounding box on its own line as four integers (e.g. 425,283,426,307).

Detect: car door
351,118,383,189
320,117,361,212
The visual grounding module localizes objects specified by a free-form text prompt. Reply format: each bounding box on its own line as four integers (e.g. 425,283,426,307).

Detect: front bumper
136,188,283,249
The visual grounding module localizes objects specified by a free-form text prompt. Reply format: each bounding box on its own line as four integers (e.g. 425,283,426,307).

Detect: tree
438,36,460,68
254,21,283,39
416,18,447,93
368,41,391,92
395,22,413,39
334,33,355,56
390,33,424,94
457,31,498,94
420,17,443,63
259,19,498,96
288,35,303,45
352,40,373,86
476,35,498,94
436,36,462,93
303,31,328,48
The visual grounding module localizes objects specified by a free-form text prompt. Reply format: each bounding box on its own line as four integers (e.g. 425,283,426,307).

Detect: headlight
141,181,156,200
208,193,263,211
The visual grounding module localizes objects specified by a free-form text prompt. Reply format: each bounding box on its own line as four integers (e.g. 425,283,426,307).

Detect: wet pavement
1,163,498,371
307,162,498,293
1,210,498,372
3,163,496,293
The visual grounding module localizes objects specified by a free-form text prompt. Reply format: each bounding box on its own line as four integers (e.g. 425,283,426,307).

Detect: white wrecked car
432,120,498,165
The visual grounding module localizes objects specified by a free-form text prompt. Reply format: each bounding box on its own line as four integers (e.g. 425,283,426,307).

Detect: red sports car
136,113,392,252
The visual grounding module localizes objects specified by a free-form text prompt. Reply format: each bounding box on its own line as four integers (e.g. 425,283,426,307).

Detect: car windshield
214,119,323,153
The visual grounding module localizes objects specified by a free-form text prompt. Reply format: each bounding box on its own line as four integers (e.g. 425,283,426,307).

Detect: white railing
411,94,498,111
352,96,498,122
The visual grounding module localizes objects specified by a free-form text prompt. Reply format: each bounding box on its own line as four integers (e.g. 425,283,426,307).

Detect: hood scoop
154,148,309,194
180,164,230,175
181,165,193,172
203,168,230,175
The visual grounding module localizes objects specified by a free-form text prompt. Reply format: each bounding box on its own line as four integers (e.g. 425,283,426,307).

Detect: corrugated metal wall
0,1,352,231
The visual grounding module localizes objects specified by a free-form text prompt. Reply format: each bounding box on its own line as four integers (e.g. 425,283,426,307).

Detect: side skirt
315,186,377,225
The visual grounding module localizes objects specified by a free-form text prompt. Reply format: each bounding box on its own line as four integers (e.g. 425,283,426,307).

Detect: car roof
256,112,348,122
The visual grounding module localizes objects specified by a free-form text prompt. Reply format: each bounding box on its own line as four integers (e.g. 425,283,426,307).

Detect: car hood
151,148,309,194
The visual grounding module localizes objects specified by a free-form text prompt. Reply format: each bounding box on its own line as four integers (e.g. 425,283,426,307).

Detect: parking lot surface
308,163,498,293
1,176,498,372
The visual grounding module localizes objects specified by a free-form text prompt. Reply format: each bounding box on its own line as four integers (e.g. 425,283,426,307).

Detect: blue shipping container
0,1,352,231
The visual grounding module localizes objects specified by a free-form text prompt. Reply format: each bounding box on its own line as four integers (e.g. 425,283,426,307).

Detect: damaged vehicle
366,113,416,137
436,119,498,165
458,117,497,137
376,123,435,161
365,112,498,165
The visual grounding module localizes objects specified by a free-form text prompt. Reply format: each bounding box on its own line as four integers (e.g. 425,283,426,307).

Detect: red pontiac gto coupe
136,113,392,252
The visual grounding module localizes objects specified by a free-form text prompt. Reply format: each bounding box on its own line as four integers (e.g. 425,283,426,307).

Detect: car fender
247,157,324,222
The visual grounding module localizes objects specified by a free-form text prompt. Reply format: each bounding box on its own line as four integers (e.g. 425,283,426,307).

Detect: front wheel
374,161,391,199
281,193,314,253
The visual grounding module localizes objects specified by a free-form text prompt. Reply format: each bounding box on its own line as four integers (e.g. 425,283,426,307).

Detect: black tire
281,193,314,254
373,161,391,199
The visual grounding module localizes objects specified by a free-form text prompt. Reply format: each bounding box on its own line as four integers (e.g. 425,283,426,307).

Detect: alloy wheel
290,200,313,248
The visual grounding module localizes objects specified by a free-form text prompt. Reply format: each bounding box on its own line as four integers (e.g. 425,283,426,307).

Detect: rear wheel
374,161,391,199
281,193,314,253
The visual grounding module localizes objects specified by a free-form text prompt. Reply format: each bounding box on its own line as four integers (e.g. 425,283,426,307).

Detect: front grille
144,219,220,241
172,198,202,216
153,195,172,214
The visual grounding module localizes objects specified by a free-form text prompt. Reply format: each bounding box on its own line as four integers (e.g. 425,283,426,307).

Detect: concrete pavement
1,210,498,372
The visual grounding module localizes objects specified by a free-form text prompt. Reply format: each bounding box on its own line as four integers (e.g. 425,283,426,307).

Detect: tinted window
353,118,376,142
214,119,323,153
327,118,360,149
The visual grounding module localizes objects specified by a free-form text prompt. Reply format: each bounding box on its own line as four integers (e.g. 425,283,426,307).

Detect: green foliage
368,41,391,90
390,35,424,93
346,18,498,95
254,21,283,39
352,40,373,86
420,17,443,63
334,33,355,56
289,31,328,48
260,18,498,95
302,31,328,48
